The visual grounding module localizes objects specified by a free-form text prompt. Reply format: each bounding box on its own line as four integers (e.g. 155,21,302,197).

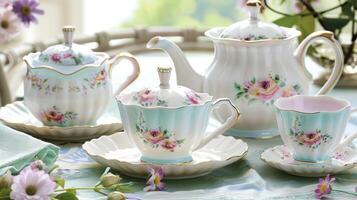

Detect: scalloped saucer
0,101,122,142
83,132,248,179
261,145,357,177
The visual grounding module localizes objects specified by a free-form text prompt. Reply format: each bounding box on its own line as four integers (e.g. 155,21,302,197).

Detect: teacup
116,67,240,164
274,95,357,162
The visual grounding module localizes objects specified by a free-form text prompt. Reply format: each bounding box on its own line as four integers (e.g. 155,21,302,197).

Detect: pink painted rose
95,70,106,82
297,131,322,146
160,139,177,151
257,78,280,101
186,91,201,104
51,53,61,63
244,81,260,97
43,110,64,122
139,89,156,103
144,130,165,144
281,87,296,97
63,53,73,59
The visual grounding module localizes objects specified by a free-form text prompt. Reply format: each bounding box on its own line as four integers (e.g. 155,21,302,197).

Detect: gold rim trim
260,145,357,168
84,135,249,167
62,26,76,32
157,66,172,73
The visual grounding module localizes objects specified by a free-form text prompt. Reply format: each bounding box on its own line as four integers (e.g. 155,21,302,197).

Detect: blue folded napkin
0,124,59,175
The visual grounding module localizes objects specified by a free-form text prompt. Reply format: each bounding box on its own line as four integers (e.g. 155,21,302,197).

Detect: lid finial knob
157,66,172,89
62,25,76,48
246,0,261,22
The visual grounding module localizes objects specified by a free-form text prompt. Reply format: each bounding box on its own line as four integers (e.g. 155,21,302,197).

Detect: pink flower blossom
62,53,73,59
315,174,335,199
10,167,56,200
0,7,21,42
297,131,322,146
257,78,280,101
51,53,61,63
30,160,45,171
186,91,201,104
160,139,177,151
139,89,156,103
144,167,165,192
0,0,12,8
144,130,165,144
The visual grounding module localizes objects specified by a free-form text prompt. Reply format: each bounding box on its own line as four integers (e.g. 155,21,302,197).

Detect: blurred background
0,0,356,105
23,0,351,42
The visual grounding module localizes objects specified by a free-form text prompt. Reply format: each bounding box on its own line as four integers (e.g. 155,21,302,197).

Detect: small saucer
83,132,248,179
261,145,357,177
0,101,122,142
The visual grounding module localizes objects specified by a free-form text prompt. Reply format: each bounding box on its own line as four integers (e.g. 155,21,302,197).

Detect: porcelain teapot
24,26,140,127
146,0,344,138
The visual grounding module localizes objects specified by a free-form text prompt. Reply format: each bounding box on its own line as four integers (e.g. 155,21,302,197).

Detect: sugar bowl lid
219,0,287,41
118,67,212,108
27,26,103,69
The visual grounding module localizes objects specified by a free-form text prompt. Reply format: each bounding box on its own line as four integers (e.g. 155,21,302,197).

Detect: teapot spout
147,36,204,92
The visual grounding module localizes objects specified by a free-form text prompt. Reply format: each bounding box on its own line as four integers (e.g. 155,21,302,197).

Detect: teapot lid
33,26,98,67
219,0,287,41
117,66,212,108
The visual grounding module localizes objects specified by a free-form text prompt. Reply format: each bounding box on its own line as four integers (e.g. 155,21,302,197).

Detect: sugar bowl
116,67,240,164
24,26,140,127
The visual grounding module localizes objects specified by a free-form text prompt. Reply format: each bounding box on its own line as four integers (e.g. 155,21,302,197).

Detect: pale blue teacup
274,95,357,163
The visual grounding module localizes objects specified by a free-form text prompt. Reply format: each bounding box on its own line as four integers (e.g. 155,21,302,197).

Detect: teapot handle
294,31,344,95
194,98,240,150
108,53,140,96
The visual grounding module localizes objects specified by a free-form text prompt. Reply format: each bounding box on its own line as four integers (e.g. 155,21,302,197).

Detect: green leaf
66,188,77,195
55,192,79,200
273,16,299,28
55,177,65,188
0,188,11,200
321,17,350,32
296,15,315,43
348,0,357,7
341,2,353,16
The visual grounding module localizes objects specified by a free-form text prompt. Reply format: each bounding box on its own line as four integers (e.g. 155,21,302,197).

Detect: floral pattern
184,91,202,105
26,70,49,90
132,89,204,107
133,89,168,107
25,69,107,95
39,52,85,65
289,116,332,149
234,73,302,106
40,106,78,126
84,69,107,89
135,112,184,152
221,34,286,41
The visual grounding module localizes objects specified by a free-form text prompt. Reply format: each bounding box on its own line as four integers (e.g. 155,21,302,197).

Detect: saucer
0,101,122,142
83,132,248,179
261,145,357,177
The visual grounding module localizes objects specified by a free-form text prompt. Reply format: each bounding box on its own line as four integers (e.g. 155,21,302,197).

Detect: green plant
265,0,356,64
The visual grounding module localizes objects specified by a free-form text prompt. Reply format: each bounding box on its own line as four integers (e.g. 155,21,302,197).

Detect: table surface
44,52,357,199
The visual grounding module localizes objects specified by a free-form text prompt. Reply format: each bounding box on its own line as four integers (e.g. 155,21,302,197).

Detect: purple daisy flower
12,0,44,26
314,174,335,199
144,167,165,192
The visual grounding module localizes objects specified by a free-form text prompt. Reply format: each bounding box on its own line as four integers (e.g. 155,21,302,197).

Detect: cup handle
336,107,357,150
294,31,344,95
194,98,240,150
108,52,140,96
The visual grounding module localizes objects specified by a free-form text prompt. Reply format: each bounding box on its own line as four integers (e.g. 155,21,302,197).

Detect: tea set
1,0,356,178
